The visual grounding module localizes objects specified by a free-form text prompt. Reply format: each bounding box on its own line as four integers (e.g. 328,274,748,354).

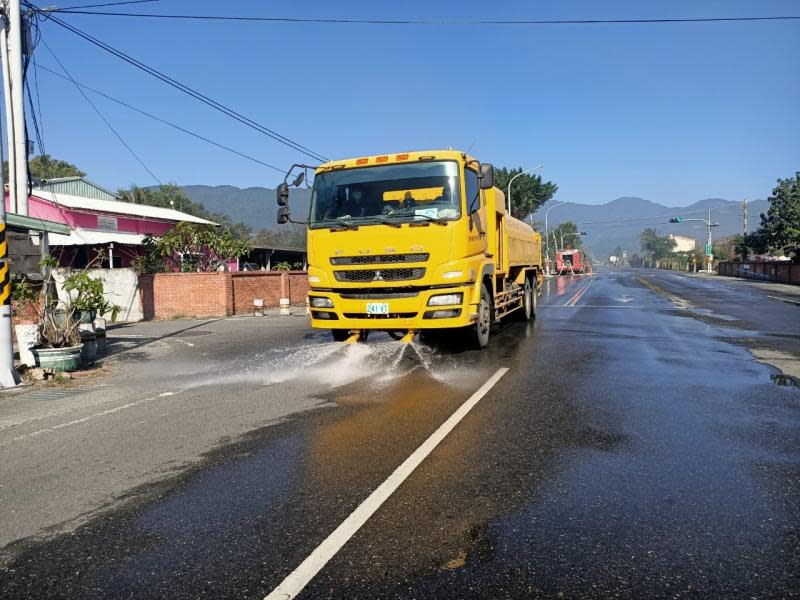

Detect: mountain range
532,196,768,260
177,185,768,259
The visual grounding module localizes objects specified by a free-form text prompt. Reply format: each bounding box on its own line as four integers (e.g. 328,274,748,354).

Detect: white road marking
264,367,510,600
767,295,800,307
0,391,182,445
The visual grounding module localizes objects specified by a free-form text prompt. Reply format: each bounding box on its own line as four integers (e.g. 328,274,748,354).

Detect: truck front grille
339,291,419,299
330,253,429,266
334,268,425,283
343,312,418,319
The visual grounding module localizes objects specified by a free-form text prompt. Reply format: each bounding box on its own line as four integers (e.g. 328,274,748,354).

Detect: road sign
705,243,712,256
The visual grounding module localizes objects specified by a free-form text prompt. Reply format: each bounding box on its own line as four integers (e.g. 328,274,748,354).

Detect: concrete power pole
743,198,748,235
0,0,24,387
7,0,27,216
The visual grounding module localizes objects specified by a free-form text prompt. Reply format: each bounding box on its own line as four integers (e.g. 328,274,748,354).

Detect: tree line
736,172,799,261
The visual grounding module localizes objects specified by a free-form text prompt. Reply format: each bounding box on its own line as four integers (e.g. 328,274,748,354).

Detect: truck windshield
310,161,461,228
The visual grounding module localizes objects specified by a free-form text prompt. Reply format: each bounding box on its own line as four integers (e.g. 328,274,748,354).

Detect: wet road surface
1,268,798,599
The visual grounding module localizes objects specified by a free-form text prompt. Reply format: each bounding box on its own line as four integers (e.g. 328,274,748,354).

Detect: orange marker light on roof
396,153,409,160
376,155,389,163
356,158,368,165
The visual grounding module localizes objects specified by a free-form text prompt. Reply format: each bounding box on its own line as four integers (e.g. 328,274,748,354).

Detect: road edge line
767,295,800,307
264,367,510,600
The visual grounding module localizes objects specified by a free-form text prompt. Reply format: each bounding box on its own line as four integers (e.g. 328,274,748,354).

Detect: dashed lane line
264,367,510,600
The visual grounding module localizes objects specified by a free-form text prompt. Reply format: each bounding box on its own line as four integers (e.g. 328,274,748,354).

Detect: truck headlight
427,293,463,306
442,271,463,279
308,275,321,283
310,297,334,308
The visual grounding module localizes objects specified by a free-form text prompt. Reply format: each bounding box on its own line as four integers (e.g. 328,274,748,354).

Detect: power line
27,4,329,163
62,0,157,8
55,0,159,10
41,37,163,184
41,11,800,26
37,63,285,173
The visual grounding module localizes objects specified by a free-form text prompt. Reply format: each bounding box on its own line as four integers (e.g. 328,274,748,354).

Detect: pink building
5,189,216,269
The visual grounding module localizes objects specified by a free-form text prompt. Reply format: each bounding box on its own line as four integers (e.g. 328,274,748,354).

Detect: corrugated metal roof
33,191,216,225
35,177,120,202
49,228,146,246
6,212,71,234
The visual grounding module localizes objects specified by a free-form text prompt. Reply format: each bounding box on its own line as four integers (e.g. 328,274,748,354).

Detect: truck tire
331,330,350,342
471,284,492,349
514,277,533,321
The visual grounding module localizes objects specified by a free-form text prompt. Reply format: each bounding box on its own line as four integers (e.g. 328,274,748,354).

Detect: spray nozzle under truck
276,149,544,349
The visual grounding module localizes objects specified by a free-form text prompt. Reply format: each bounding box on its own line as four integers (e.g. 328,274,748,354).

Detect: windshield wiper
374,216,401,228
323,217,358,230
386,212,449,226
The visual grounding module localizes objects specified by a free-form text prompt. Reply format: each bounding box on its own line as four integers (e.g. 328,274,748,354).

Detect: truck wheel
471,284,492,349
514,277,533,321
331,330,350,342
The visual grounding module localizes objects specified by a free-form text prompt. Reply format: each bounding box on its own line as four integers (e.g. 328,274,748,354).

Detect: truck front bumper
308,285,476,331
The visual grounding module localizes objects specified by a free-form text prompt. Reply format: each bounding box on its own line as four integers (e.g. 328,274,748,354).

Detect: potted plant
30,255,84,372
11,274,41,367
62,269,120,324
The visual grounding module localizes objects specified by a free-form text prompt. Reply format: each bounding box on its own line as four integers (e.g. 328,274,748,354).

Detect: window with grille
97,215,118,230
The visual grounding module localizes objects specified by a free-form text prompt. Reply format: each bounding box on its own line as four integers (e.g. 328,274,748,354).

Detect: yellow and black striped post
0,222,9,305
0,210,19,387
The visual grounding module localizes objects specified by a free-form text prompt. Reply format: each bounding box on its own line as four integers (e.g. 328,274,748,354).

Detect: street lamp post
507,164,544,216
669,209,719,273
544,200,566,275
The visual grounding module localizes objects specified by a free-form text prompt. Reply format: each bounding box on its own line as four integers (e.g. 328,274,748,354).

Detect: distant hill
178,185,312,232
533,197,769,261
175,185,769,259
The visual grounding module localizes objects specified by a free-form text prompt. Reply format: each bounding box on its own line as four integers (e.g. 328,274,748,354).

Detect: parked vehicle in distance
275,149,544,349
555,248,588,274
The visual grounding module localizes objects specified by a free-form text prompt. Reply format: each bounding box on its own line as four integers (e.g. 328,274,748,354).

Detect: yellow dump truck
276,149,543,349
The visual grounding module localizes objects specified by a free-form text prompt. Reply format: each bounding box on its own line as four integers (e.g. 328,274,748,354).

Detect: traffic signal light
669,217,683,223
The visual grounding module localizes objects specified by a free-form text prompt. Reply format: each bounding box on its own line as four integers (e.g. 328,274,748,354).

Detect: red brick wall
231,271,308,314
139,272,233,319
138,271,309,319
717,261,800,285
287,272,310,304
231,272,283,314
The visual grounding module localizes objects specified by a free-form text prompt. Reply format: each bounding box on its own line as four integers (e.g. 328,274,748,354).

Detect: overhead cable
41,38,163,184
41,11,800,26
53,1,159,11
37,63,285,173
28,5,329,163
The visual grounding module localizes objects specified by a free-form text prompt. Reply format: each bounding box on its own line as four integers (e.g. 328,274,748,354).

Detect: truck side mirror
277,182,289,206
479,163,494,189
277,206,290,224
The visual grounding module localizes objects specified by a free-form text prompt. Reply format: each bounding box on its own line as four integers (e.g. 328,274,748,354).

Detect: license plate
366,302,389,315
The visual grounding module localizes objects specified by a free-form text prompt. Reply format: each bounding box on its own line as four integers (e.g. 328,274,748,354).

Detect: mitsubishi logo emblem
373,270,384,281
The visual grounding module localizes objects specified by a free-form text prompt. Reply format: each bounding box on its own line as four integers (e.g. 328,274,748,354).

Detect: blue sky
16,0,800,205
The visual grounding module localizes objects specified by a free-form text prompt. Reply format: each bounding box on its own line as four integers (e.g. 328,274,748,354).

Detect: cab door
464,166,487,258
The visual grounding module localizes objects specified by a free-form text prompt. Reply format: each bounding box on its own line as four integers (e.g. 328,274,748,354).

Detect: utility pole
0,1,22,386
543,200,566,275
743,198,748,235
0,14,14,213
7,0,27,216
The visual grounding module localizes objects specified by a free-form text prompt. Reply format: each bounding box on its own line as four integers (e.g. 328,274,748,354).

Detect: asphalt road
0,268,798,599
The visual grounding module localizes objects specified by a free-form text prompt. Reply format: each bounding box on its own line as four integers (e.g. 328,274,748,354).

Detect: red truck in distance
555,249,588,274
